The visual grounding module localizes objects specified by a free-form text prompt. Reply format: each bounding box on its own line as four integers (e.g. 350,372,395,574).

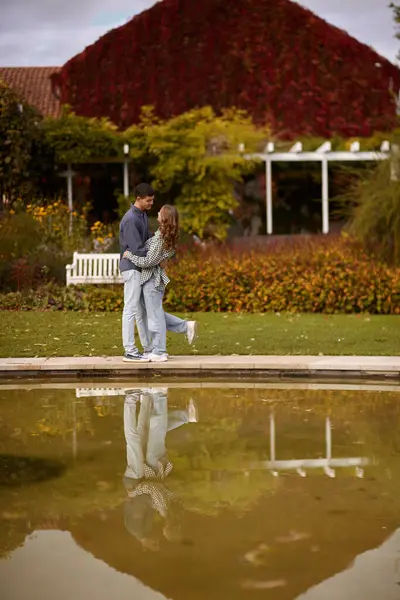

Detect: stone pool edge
0,355,398,380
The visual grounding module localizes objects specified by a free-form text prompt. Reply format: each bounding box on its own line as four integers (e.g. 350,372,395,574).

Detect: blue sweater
119,206,151,273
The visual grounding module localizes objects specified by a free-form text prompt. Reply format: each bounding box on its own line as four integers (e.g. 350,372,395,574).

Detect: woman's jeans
142,277,187,355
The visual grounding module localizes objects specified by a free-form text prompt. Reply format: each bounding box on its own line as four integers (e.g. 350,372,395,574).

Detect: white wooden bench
66,252,123,285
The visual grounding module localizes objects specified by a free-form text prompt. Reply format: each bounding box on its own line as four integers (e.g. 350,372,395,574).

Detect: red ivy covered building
53,0,400,138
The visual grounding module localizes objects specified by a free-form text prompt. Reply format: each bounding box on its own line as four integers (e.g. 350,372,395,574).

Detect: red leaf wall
54,0,400,138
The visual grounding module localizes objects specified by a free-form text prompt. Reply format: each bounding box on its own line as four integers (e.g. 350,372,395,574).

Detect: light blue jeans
143,276,188,355
122,270,152,355
124,389,190,479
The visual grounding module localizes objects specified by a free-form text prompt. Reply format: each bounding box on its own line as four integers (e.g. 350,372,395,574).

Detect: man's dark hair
135,183,155,198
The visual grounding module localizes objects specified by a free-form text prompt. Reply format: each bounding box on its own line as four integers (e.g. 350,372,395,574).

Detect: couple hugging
119,183,197,363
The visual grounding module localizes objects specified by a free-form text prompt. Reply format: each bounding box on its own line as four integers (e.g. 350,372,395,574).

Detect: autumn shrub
163,237,400,314
1,237,399,314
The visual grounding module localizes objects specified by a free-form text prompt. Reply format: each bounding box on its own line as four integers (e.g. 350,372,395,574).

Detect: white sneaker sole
187,321,198,345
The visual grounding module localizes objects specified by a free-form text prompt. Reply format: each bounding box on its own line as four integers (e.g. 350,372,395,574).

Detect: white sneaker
143,351,169,359
148,353,168,363
186,321,197,345
188,398,198,422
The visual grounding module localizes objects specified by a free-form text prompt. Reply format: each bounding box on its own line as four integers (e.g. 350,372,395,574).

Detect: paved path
0,355,398,378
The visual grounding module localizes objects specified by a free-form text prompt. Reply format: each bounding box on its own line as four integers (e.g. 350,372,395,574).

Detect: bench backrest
66,253,123,285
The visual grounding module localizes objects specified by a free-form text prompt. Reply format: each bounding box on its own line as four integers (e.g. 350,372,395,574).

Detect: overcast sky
0,0,397,67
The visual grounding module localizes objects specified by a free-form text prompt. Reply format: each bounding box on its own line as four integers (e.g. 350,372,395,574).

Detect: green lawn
0,312,399,357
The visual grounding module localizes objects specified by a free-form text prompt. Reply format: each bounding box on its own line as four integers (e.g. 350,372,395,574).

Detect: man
120,183,155,362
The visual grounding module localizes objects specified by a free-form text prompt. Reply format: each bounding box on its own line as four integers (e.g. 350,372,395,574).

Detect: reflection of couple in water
123,387,198,550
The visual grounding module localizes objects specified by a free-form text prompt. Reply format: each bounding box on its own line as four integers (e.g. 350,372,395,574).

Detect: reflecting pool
0,381,400,599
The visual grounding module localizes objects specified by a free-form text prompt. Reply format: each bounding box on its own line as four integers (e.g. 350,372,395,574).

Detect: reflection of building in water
252,414,369,479
297,527,400,600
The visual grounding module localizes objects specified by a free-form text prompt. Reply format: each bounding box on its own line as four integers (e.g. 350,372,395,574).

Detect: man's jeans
142,277,187,355
124,389,190,479
122,270,151,355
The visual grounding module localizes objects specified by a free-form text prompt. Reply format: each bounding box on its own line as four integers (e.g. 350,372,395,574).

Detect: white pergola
252,413,369,479
244,140,391,235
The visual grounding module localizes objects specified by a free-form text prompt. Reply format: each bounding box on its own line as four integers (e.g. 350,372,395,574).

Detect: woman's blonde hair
159,205,179,252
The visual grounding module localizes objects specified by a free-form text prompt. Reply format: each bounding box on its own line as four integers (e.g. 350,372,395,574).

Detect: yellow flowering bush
0,199,115,291
25,199,90,254
90,221,115,252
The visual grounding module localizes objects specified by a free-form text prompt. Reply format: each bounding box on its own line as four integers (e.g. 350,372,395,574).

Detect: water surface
0,382,400,599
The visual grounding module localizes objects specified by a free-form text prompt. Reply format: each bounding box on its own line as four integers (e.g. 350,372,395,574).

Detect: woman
123,205,197,362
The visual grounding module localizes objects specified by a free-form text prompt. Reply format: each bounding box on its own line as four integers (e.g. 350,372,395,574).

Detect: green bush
338,158,400,265
1,237,399,314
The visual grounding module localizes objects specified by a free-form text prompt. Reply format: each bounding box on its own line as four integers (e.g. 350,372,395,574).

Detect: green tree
41,106,123,164
126,106,267,240
0,81,43,202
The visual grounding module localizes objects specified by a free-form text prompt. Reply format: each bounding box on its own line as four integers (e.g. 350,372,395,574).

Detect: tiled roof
0,67,61,118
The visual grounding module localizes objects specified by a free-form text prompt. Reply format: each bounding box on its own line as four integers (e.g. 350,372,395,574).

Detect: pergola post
324,416,335,478
325,416,332,461
123,144,130,198
321,157,329,234
270,413,276,462
266,157,273,234
123,162,129,197
316,142,331,235
58,165,76,234
72,399,77,460
264,142,274,235
66,164,74,234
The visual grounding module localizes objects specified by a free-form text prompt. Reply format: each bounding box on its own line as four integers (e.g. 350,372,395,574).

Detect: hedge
1,238,399,314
